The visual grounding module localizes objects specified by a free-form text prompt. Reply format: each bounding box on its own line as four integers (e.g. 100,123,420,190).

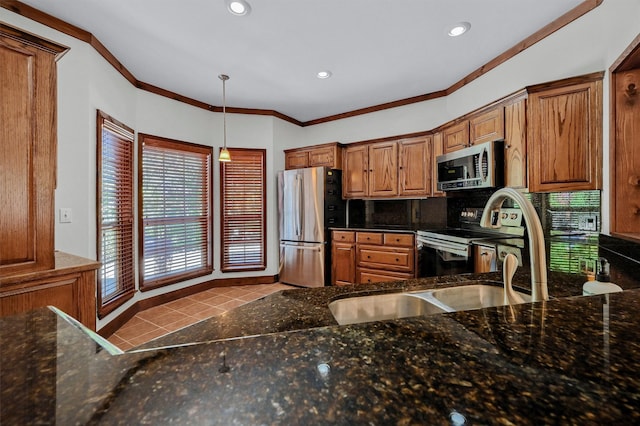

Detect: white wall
2,0,639,328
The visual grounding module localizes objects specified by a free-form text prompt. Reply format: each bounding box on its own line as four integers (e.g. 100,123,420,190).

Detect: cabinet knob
367,255,371,259
633,206,640,216
395,258,399,262
506,144,512,149
629,175,640,186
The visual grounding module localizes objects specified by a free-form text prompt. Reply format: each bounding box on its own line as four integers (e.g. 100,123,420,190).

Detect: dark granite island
2,237,640,424
2,288,640,423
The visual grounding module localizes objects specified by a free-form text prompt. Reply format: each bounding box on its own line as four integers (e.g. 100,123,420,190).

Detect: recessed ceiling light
448,22,471,37
317,70,332,79
226,0,251,16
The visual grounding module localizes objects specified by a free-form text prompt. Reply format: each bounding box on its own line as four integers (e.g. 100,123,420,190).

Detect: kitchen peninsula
2,236,640,424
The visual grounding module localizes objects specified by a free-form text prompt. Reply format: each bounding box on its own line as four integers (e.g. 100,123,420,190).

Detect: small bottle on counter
582,257,623,296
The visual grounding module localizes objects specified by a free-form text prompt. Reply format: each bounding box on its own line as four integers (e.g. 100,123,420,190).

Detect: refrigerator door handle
296,174,304,238
281,242,322,252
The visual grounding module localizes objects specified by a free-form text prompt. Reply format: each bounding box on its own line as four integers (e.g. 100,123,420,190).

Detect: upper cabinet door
308,144,339,168
528,79,602,192
442,120,470,153
368,141,398,197
470,108,505,145
285,151,309,169
398,136,431,196
504,98,527,189
342,144,368,198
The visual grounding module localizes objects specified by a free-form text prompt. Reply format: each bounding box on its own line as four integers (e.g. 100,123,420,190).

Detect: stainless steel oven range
416,207,525,277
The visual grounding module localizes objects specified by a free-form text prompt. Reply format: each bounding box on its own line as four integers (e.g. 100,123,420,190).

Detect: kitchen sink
412,284,531,313
328,292,447,325
329,283,531,325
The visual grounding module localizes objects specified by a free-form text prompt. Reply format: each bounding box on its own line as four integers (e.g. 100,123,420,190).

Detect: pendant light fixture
218,74,231,162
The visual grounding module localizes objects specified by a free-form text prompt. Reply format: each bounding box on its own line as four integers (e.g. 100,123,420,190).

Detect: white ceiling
18,0,587,123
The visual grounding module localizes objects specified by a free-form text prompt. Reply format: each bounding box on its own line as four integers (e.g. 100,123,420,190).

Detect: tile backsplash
345,190,601,239
530,191,601,236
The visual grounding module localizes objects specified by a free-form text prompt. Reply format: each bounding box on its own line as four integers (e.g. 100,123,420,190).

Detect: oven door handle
417,238,469,258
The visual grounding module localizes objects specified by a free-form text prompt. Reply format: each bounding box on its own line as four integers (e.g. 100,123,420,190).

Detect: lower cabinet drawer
357,268,413,284
357,245,414,272
383,233,414,247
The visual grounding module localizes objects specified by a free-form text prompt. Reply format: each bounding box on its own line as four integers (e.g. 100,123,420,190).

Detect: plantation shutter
139,135,213,289
97,111,135,317
220,148,266,271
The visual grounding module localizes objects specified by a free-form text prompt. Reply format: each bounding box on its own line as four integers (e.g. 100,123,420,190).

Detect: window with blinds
97,111,135,317
220,148,266,272
139,134,213,289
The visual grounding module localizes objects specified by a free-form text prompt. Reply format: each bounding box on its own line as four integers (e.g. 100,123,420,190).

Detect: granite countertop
2,237,640,424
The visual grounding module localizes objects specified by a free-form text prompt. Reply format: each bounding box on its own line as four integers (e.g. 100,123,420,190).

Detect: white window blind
220,148,266,271
139,135,212,289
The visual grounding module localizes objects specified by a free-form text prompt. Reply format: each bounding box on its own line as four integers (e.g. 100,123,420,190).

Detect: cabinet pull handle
629,175,640,186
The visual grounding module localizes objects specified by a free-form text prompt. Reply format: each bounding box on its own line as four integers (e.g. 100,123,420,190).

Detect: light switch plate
60,208,72,223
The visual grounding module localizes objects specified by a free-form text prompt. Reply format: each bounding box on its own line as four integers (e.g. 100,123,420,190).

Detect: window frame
219,147,267,272
138,133,213,290
96,110,136,318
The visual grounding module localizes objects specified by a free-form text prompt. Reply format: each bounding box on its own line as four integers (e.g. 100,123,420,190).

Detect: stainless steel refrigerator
278,167,345,287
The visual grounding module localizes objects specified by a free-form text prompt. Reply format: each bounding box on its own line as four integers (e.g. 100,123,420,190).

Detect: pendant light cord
219,74,229,151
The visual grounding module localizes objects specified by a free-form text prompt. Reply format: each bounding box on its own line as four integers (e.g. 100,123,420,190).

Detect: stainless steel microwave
436,140,504,191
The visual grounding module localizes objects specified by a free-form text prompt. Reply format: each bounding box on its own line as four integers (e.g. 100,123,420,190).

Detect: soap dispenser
582,257,623,296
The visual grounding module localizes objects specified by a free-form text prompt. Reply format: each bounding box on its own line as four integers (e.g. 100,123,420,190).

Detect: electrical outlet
60,208,73,223
578,213,598,231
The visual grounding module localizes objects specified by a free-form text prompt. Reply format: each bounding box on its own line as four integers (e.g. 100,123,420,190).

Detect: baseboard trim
97,275,278,338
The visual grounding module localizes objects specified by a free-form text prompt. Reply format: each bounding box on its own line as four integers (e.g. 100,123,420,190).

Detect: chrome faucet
480,188,548,302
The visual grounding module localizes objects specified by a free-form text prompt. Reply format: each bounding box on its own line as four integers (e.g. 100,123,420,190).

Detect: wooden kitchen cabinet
342,144,369,198
527,74,603,192
368,141,398,197
331,230,416,286
356,231,415,284
504,96,528,189
343,141,398,198
331,231,355,286
0,252,99,331
473,244,497,273
470,108,505,145
0,26,67,277
442,120,470,153
611,61,640,240
398,136,432,196
343,136,436,199
284,142,343,170
285,150,309,169
0,27,98,330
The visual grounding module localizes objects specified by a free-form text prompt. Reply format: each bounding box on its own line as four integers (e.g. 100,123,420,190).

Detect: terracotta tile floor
108,283,294,351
